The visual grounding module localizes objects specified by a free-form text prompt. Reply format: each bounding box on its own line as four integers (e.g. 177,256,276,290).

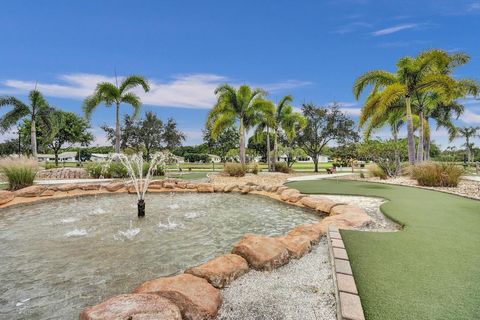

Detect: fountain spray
112,152,176,217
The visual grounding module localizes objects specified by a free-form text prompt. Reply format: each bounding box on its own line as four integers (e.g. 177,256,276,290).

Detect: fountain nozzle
137,199,145,218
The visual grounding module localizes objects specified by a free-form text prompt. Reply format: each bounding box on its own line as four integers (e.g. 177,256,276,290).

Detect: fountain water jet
112,152,176,217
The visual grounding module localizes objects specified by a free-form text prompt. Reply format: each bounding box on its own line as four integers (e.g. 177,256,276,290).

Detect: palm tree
206,84,266,164
354,49,460,164
252,100,275,171
0,90,51,157
83,75,150,153
455,126,480,162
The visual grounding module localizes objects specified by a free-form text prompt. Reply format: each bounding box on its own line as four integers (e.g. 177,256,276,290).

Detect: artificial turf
287,179,480,320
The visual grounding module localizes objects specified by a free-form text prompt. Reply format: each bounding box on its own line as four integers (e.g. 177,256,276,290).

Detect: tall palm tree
206,84,266,164
252,100,275,171
83,75,150,153
354,49,459,164
0,90,51,157
455,126,480,162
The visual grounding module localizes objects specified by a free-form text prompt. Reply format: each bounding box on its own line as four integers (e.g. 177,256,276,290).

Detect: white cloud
371,23,418,36
459,109,480,124
0,73,311,110
340,107,361,116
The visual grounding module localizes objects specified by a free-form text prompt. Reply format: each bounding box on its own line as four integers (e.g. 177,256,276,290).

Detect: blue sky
1,0,479,148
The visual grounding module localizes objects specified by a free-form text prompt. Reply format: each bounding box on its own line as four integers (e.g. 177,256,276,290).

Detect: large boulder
133,274,221,320
40,189,55,197
79,294,182,320
105,182,125,192
14,185,46,197
80,183,101,191
223,184,237,193
197,183,214,193
213,185,224,193
280,188,300,201
186,183,198,190
176,181,188,189
276,186,289,195
300,196,327,210
315,198,339,214
57,183,80,192
330,204,364,216
287,223,325,245
231,234,290,271
277,234,312,259
185,254,249,288
323,209,372,229
239,185,251,194
163,182,176,189
0,190,15,205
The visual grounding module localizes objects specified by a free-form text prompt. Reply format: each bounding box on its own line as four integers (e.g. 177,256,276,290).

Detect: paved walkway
286,172,355,182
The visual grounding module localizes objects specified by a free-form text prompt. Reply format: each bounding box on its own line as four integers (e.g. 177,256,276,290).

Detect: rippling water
0,192,320,319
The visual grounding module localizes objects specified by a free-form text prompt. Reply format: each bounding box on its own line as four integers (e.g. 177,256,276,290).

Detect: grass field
287,179,480,320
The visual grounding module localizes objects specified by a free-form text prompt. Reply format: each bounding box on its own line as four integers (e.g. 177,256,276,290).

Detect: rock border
1,180,372,319
327,225,365,320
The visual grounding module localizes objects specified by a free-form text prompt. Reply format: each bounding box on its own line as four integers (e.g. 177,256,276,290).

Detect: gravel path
217,194,399,320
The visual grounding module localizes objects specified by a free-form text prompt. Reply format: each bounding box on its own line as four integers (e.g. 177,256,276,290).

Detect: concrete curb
327,225,365,320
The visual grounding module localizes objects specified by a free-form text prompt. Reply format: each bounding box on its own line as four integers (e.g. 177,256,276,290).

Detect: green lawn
287,179,480,320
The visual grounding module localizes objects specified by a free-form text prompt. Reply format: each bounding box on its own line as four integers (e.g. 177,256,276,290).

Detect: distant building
37,152,77,162
175,156,185,163
90,153,110,162
277,154,329,163
208,154,222,163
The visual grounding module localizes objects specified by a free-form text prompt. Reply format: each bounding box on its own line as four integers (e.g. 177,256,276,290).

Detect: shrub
410,162,463,187
224,163,248,177
274,162,291,173
0,156,38,190
249,162,259,175
366,163,387,179
184,153,210,163
44,162,58,170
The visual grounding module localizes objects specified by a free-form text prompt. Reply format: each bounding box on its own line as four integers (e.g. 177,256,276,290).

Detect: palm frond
121,92,142,119
119,75,150,93
353,70,397,100
0,97,30,132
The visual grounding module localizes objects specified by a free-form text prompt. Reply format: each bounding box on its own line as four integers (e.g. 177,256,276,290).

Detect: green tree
162,118,185,150
0,90,51,157
101,115,142,152
20,110,94,165
297,103,358,172
203,126,239,161
83,75,150,153
206,84,266,164
354,49,464,164
455,126,480,162
140,112,164,159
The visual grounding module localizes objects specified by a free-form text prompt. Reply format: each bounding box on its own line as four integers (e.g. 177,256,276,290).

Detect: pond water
0,192,320,319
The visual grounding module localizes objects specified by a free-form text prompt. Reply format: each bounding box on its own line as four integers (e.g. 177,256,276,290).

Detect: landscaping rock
164,182,176,189
197,183,214,193
133,274,221,320
300,196,327,209
14,185,46,197
0,190,15,205
231,234,290,271
287,223,325,245
105,182,125,192
276,186,288,195
185,254,249,288
240,185,251,194
223,184,237,193
277,234,312,259
186,183,198,189
213,185,224,193
37,167,88,180
40,189,55,197
79,294,182,320
316,198,339,214
80,183,101,191
57,183,80,192
330,204,365,216
149,180,164,186
280,188,301,202
176,181,188,189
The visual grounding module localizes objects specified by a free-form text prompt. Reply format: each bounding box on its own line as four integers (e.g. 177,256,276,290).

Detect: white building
90,153,110,162
37,152,77,162
277,154,329,163
208,154,222,163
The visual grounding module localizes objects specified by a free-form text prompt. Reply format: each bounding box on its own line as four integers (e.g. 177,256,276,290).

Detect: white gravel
217,193,399,320
217,237,336,320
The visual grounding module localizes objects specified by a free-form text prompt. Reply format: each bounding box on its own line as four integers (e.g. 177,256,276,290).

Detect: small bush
273,162,291,173
224,163,248,177
249,162,259,175
366,163,387,179
0,156,38,190
44,162,57,170
410,162,463,187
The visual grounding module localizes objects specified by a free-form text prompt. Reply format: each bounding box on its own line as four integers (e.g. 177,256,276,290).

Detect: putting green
287,179,480,320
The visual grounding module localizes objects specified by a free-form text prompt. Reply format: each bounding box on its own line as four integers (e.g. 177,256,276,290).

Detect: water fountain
112,152,176,217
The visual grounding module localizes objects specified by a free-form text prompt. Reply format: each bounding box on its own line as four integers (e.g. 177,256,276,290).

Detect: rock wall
36,168,89,180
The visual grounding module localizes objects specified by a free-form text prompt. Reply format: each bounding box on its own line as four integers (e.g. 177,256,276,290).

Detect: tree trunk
31,117,37,158
239,119,246,164
393,125,400,175
466,137,471,162
313,158,319,173
54,149,59,167
115,102,121,154
266,126,271,171
405,96,416,164
273,130,278,169
416,111,424,163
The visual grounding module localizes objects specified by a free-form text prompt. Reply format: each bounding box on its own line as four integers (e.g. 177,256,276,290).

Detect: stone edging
1,180,372,320
327,225,365,320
